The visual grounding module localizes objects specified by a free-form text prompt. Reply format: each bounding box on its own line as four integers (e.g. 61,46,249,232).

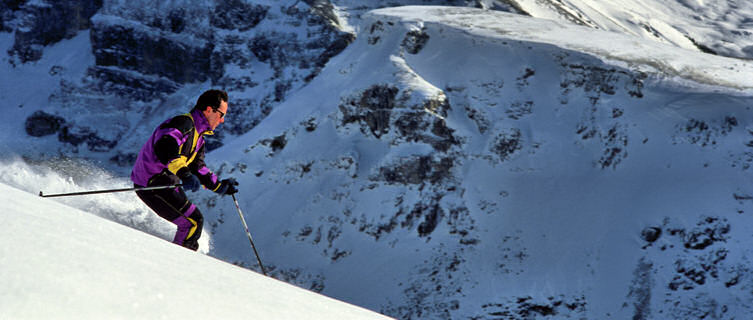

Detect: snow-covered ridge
368,6,753,91
513,0,753,60
0,182,391,319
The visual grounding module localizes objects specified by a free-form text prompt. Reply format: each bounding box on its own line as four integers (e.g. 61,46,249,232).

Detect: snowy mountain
509,0,753,59
197,6,753,319
0,182,390,319
4,1,753,319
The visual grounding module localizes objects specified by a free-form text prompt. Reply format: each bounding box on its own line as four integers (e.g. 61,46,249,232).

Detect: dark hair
192,89,228,112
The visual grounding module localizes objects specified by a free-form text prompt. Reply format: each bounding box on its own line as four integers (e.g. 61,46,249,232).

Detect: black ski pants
135,184,203,251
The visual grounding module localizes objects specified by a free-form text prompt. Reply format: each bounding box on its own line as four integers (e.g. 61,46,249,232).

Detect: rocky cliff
5,0,354,168
5,0,102,63
197,6,753,319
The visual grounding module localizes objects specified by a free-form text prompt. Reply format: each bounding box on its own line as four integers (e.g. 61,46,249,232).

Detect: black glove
215,178,239,196
180,173,201,192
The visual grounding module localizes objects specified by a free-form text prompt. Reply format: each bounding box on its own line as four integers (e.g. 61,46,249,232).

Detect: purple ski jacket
131,109,220,190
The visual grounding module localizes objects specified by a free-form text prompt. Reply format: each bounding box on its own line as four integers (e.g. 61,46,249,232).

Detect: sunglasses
214,108,225,118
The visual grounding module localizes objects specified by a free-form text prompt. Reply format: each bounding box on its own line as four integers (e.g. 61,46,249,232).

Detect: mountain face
3,0,354,169
5,0,745,170
4,0,513,169
197,6,753,319
4,0,102,63
4,1,753,320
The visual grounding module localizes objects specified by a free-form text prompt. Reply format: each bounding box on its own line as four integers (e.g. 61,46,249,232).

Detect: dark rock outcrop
25,110,65,137
85,66,179,101
57,125,117,152
339,84,457,151
402,28,430,54
375,156,454,186
90,14,215,84
340,84,400,138
210,0,268,31
0,0,26,31
15,0,357,168
8,0,102,62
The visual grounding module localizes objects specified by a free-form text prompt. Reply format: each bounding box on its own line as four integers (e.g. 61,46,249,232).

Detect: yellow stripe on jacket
166,113,202,175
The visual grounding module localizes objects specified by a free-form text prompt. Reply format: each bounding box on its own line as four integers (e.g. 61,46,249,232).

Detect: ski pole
231,194,267,276
39,184,182,198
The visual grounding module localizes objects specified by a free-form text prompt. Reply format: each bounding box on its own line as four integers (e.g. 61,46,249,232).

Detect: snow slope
374,5,753,90
194,6,753,318
512,0,753,59
0,182,391,319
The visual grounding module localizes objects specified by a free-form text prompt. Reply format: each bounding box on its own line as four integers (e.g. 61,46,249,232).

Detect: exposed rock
8,0,102,62
304,0,340,27
506,100,534,120
559,63,646,105
340,84,400,138
673,116,738,148
402,28,429,54
414,199,443,237
249,35,275,63
491,128,522,162
16,0,356,168
575,84,633,169
685,35,718,55
381,248,466,319
0,0,27,31
255,134,288,157
641,226,662,244
90,14,215,84
339,84,458,152
367,20,385,45
597,124,629,169
682,216,730,250
164,7,186,33
640,216,748,317
476,295,587,319
221,98,270,136
309,31,355,80
57,125,117,152
84,66,179,101
374,156,454,185
25,110,65,137
430,118,460,152
248,26,353,81
1,0,26,11
275,80,292,102
210,0,268,31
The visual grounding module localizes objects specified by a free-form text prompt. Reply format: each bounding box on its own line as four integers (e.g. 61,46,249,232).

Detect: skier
131,89,239,251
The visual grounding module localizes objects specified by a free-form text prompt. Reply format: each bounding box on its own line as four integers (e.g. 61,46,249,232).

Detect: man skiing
131,89,238,251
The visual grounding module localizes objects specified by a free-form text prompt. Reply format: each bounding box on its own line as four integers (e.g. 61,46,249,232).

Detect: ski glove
215,178,239,196
180,173,201,192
